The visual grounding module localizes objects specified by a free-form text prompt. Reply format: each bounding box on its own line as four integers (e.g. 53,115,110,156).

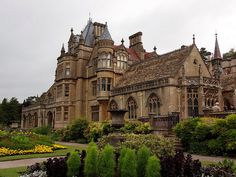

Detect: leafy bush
45,157,67,177
145,155,161,177
98,133,174,157
137,145,150,177
84,142,98,177
174,115,236,156
67,151,80,177
120,148,137,177
67,119,89,141
32,126,52,135
98,145,116,177
120,121,151,134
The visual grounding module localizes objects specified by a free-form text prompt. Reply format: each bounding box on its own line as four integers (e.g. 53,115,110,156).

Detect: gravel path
186,153,236,164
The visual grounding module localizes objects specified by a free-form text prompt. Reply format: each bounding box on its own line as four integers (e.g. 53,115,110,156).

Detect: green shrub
120,121,151,134
32,126,52,135
84,142,98,177
174,115,236,156
174,118,200,151
67,151,81,177
120,148,137,177
145,155,161,177
84,122,103,142
98,145,116,177
65,119,88,141
98,134,174,157
118,147,128,176
137,145,151,177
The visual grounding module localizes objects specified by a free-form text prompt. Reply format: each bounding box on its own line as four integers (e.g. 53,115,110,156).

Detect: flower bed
0,144,66,157
0,130,66,157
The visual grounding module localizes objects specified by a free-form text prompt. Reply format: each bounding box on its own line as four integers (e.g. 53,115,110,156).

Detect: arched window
148,94,160,114
127,97,137,119
109,100,118,110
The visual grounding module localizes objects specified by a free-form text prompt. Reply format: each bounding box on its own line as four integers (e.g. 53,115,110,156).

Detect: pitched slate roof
81,20,95,46
115,45,194,87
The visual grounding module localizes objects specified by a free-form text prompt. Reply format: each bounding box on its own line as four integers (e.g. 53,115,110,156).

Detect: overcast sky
0,0,235,103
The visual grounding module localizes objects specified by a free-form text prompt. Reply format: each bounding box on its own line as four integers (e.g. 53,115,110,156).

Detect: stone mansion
21,19,236,129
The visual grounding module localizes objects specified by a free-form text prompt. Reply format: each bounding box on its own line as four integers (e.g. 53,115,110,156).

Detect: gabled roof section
98,24,112,40
82,19,94,46
115,45,194,87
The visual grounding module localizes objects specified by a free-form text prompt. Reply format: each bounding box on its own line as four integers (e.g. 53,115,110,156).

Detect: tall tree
0,97,21,126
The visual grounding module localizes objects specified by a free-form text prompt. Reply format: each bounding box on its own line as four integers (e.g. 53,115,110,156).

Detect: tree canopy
223,48,236,59
199,47,211,61
0,97,21,126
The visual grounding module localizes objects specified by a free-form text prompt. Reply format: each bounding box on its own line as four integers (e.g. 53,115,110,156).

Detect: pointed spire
192,34,195,44
98,23,112,41
213,33,222,60
79,31,85,44
61,43,65,55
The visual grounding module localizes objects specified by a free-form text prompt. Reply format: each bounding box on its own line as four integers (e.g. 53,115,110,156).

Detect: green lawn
0,166,26,177
0,144,85,162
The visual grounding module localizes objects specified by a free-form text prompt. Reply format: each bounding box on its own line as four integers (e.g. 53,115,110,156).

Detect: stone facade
21,20,228,129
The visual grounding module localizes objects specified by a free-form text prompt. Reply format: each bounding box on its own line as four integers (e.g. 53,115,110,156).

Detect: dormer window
117,54,127,69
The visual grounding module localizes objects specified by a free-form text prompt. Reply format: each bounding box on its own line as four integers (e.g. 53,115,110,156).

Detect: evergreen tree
137,145,151,177
84,142,98,177
145,155,161,177
120,148,137,177
67,151,81,177
98,145,116,177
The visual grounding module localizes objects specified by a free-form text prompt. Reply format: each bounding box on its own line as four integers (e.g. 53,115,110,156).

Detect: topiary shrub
120,148,137,177
67,151,81,177
84,142,98,177
145,155,161,177
137,145,151,177
98,145,116,177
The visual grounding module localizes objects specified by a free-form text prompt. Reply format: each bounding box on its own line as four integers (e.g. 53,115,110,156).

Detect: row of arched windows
109,94,160,119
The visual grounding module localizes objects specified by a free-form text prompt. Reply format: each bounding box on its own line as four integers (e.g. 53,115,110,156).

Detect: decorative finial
153,46,157,51
193,34,195,44
70,28,73,33
215,33,218,38
105,22,107,26
121,38,124,45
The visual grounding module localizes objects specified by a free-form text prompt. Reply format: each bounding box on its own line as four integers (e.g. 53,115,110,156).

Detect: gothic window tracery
187,88,199,117
148,93,160,114
127,97,137,119
98,52,112,68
